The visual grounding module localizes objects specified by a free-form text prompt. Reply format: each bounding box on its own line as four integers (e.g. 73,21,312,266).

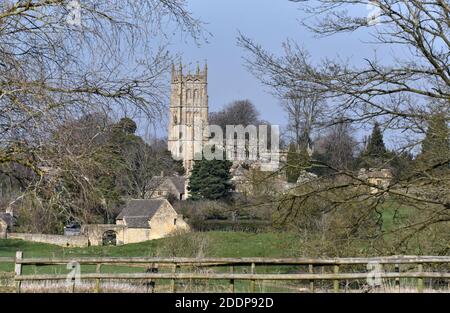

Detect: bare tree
281,89,325,149
238,0,449,246
122,137,184,199
314,121,357,172
0,0,203,230
209,100,261,130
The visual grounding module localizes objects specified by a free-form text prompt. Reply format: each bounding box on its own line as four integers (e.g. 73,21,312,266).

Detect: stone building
114,199,190,244
167,62,209,175
81,199,190,246
358,168,393,194
146,175,186,200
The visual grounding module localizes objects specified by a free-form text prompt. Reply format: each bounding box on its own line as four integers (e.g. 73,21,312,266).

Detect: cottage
115,199,190,244
146,176,186,200
358,168,393,194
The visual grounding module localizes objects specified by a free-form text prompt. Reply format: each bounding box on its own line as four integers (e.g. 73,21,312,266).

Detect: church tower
168,62,209,174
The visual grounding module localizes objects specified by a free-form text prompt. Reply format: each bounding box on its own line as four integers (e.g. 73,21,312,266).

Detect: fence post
14,251,22,293
333,265,339,293
308,264,314,293
229,265,235,293
417,263,423,293
395,264,400,291
95,264,102,293
171,263,177,293
250,263,256,293
146,263,158,293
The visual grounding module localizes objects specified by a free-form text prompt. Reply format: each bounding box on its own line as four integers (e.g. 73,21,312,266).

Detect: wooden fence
10,252,450,293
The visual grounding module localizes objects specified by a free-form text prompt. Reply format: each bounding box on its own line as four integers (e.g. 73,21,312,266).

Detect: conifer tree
358,123,390,168
286,143,311,183
417,113,449,174
188,157,233,201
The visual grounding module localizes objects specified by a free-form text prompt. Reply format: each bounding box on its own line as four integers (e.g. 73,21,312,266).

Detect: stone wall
122,228,152,244
81,224,126,246
0,220,7,239
8,233,89,247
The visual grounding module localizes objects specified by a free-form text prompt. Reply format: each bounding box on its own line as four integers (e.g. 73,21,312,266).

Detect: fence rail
11,252,450,293
14,255,450,265
14,272,450,281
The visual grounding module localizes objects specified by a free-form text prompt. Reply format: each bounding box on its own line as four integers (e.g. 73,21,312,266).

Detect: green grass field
0,203,409,266
0,232,301,259
0,204,413,277
0,232,367,293
0,232,304,274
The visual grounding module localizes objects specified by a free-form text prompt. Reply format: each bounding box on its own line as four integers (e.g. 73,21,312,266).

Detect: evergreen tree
416,113,449,173
188,158,233,201
116,117,137,134
358,122,390,168
366,122,387,157
92,117,185,219
389,152,414,181
286,143,311,183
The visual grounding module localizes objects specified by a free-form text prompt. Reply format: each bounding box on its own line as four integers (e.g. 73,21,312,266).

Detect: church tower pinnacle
168,61,209,175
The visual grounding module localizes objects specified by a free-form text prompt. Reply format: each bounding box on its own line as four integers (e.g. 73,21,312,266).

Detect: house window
174,218,177,225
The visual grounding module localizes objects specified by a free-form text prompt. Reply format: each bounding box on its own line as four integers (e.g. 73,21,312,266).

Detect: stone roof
170,176,186,194
123,216,151,228
148,176,185,194
0,212,14,227
117,199,168,228
358,168,393,179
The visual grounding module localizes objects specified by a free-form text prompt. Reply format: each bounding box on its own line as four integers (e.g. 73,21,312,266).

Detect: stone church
167,63,209,174
166,62,287,198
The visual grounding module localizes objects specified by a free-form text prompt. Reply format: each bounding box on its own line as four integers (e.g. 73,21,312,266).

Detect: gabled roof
123,216,151,228
148,175,185,194
117,199,168,221
358,168,393,179
170,176,185,194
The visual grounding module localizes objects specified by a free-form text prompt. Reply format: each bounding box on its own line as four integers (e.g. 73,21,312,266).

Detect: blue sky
138,0,401,147
167,0,380,125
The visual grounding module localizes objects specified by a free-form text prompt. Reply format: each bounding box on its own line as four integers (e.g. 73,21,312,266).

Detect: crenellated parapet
171,62,207,84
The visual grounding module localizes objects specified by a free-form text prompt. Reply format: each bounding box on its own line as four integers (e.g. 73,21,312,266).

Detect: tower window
179,131,182,139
